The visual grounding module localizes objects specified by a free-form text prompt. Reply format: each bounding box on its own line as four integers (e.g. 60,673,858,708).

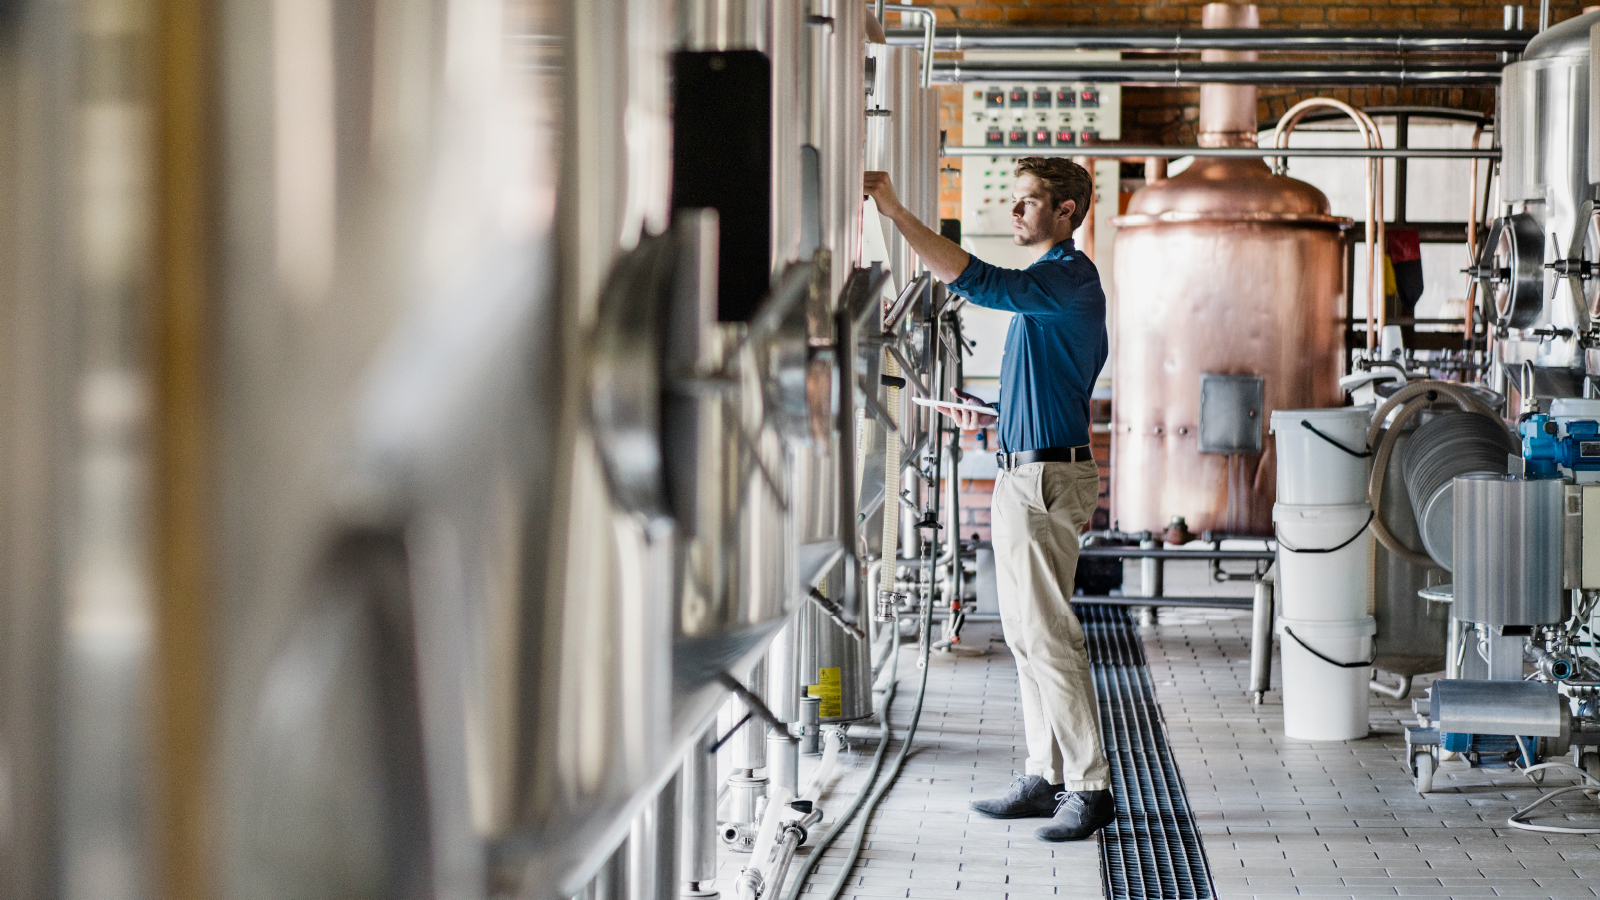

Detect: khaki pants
991,459,1111,791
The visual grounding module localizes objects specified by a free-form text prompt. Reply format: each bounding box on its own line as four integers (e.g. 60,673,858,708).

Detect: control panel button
986,130,1005,147
1080,89,1100,108
1079,129,1099,142
1055,131,1076,146
985,88,1005,108
1009,87,1028,108
1032,129,1052,145
1031,88,1052,107
1008,130,1029,146
1056,88,1076,107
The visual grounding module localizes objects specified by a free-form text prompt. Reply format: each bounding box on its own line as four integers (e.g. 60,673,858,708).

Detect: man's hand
938,388,998,432
864,171,904,218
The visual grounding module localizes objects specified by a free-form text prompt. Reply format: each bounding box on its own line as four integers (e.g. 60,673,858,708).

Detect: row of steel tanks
0,0,940,898
1487,9,1600,377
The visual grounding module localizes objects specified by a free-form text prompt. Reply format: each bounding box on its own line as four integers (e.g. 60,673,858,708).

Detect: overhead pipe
945,145,1498,159
932,61,1502,86
888,26,1534,53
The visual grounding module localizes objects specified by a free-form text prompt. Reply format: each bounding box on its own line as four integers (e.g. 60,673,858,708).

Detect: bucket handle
1300,419,1372,458
1275,510,1374,554
1282,625,1375,669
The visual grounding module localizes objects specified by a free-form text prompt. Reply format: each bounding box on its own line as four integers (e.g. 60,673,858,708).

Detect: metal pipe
886,26,1535,53
932,595,1255,615
882,4,935,87
682,727,721,898
769,726,800,798
763,806,825,899
1139,539,1165,599
1539,0,1550,31
1249,577,1274,704
944,145,1499,160
1369,672,1414,699
932,60,1503,86
1078,546,1276,561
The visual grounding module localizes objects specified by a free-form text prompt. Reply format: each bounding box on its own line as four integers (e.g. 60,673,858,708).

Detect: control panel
959,77,1121,235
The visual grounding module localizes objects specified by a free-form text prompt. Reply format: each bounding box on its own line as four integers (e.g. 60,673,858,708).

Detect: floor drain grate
1081,604,1214,900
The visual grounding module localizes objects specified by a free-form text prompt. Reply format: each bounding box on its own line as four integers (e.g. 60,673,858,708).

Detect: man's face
1010,173,1074,247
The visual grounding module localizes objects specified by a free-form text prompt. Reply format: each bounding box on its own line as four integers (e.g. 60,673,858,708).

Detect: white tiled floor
712,572,1600,900
713,622,1104,899
1150,607,1600,900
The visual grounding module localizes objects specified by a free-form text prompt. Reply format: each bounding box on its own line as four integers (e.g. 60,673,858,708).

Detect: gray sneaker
969,774,1065,819
1035,789,1115,841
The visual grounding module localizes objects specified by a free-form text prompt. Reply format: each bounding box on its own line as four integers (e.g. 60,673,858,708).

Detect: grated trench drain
1081,604,1215,900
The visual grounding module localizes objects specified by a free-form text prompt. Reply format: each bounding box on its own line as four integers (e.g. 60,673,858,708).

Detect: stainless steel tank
1109,3,1349,536
1492,11,1600,367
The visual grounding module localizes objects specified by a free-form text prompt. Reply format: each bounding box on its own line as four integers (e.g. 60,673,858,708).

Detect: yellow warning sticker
808,667,843,718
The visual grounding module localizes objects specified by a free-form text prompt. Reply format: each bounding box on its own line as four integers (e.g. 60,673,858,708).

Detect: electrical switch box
957,53,1121,239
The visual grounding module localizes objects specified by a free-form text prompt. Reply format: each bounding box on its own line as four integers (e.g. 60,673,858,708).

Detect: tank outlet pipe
801,728,845,802
681,726,722,894
738,803,824,900
1248,572,1275,704
744,785,796,891
1369,672,1413,699
769,726,800,798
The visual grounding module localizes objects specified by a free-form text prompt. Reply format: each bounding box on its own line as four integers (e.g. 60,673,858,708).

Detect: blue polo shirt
947,239,1108,453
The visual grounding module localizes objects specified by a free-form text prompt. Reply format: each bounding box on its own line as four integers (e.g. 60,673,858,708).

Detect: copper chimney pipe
1198,3,1260,148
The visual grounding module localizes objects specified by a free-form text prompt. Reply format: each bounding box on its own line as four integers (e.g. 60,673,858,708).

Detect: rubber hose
1364,380,1508,567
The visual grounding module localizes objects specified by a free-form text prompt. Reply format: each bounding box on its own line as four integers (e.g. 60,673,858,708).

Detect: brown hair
1014,157,1093,230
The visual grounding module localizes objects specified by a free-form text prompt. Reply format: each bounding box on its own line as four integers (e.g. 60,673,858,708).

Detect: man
864,158,1113,842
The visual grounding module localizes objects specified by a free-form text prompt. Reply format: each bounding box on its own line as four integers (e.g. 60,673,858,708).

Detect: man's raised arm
864,171,970,284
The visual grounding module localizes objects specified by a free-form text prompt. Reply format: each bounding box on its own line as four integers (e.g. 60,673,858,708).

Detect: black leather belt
995,445,1094,470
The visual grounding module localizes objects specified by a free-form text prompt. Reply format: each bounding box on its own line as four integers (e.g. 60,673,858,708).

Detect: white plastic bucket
1277,615,1375,742
1270,407,1372,505
1274,502,1372,621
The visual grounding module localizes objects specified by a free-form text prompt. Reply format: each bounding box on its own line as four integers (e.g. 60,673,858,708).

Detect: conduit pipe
887,26,1535,53
1271,99,1384,350
932,61,1503,86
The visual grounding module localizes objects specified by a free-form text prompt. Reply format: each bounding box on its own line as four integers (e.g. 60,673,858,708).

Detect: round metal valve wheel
1477,213,1546,329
